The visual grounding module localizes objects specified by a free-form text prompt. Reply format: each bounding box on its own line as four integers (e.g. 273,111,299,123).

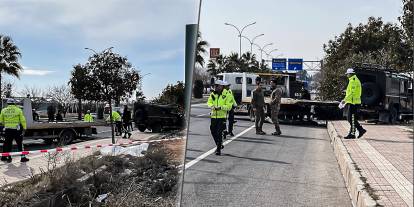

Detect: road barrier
0,137,183,157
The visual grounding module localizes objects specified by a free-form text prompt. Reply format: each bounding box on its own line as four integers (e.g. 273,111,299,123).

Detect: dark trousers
228,108,235,133
255,107,265,132
2,129,25,158
210,118,225,149
347,104,363,135
115,121,123,135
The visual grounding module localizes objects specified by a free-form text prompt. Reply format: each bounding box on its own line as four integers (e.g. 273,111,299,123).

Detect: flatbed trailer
0,98,100,145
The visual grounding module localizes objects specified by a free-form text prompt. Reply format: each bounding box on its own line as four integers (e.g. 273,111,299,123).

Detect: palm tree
196,32,209,68
0,35,23,101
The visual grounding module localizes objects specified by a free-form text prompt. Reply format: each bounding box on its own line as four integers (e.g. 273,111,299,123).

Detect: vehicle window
235,77,242,84
217,75,223,80
247,77,252,84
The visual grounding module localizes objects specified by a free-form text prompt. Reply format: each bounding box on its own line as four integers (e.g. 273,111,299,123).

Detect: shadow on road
186,156,221,164
277,134,328,141
223,154,291,165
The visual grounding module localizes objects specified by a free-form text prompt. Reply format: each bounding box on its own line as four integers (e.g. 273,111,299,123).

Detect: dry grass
0,143,180,207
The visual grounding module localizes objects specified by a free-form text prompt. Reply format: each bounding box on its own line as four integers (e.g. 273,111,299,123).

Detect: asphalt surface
182,104,352,207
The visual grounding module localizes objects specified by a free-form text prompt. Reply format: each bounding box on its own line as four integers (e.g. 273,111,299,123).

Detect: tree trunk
77,99,82,120
115,97,120,107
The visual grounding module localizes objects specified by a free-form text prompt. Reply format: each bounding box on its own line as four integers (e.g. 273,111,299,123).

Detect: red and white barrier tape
1,137,182,157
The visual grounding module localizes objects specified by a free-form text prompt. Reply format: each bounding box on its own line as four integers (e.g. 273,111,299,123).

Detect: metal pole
225,22,256,55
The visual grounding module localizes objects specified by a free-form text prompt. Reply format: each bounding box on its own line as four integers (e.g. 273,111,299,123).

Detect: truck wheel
138,125,146,132
362,82,381,105
58,130,76,146
249,108,255,122
43,139,54,145
151,124,162,133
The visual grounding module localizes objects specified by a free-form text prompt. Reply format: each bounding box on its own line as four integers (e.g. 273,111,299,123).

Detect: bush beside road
328,121,413,207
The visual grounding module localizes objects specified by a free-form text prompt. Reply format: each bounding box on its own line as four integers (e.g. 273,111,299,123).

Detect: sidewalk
0,130,158,187
329,121,413,207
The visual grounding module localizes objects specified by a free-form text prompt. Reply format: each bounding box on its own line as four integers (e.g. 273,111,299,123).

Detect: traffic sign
288,59,303,70
210,48,220,58
272,58,287,70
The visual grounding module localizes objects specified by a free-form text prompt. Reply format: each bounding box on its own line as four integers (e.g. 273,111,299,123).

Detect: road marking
191,103,207,107
184,125,255,169
195,113,209,117
356,140,413,207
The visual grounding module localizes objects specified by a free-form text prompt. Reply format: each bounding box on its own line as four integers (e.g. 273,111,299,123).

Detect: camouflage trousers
271,105,281,133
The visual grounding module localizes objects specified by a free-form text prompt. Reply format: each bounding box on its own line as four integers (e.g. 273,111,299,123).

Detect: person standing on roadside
223,82,236,137
122,105,132,138
84,110,94,122
207,80,232,155
0,99,29,163
251,77,266,135
270,79,283,136
342,68,367,139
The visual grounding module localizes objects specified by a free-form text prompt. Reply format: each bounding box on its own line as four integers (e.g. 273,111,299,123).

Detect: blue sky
200,0,403,62
0,0,199,99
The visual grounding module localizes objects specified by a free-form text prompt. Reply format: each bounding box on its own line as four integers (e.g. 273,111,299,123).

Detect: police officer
251,77,266,135
122,105,132,138
207,80,232,155
0,99,29,163
223,82,236,137
270,79,283,135
84,110,94,122
342,68,367,139
106,110,122,136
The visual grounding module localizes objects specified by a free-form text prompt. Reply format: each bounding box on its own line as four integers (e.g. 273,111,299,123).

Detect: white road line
195,113,209,117
191,103,207,107
356,140,413,207
184,125,255,169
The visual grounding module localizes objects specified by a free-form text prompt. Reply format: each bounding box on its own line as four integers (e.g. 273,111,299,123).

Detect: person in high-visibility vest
342,68,367,139
207,80,232,155
223,82,237,137
106,110,122,136
84,110,94,122
0,99,29,163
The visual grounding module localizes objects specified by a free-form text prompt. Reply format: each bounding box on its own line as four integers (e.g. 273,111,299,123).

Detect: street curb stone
327,122,377,207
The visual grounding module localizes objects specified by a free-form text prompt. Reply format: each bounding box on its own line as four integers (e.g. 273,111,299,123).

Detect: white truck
213,72,341,122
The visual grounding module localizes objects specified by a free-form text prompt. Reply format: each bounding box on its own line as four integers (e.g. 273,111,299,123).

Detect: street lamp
242,33,264,54
224,22,256,56
264,48,278,59
254,43,273,62
84,46,116,144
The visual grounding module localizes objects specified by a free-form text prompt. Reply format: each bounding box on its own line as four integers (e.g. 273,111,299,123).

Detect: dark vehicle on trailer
133,103,184,133
353,63,413,123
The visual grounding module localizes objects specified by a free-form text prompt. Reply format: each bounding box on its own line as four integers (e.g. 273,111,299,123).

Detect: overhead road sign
288,58,303,70
272,58,287,70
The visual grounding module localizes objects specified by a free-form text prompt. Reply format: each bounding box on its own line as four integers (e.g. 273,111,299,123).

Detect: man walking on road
223,82,236,137
270,79,282,136
207,80,232,155
252,77,266,135
0,99,29,163
342,68,367,139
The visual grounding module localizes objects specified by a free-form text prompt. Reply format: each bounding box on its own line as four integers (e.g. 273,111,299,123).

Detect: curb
327,122,377,207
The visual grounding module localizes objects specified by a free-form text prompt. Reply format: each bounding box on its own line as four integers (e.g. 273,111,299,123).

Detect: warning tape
1,137,183,157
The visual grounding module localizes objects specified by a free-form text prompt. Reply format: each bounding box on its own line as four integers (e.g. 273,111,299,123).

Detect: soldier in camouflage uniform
270,79,282,136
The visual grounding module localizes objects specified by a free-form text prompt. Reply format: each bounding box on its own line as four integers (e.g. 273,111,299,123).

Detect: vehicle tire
43,138,54,145
362,82,381,106
389,105,399,124
137,125,146,132
58,130,76,146
249,108,255,122
151,124,162,133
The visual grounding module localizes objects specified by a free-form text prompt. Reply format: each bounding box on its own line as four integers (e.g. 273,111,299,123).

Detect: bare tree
19,85,45,98
1,79,15,98
46,85,74,117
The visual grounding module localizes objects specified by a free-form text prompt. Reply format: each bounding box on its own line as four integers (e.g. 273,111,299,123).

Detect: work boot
344,134,356,139
271,131,281,136
1,156,8,162
215,147,221,156
257,131,266,135
128,133,132,138
358,129,367,138
20,157,29,163
6,157,12,163
229,132,235,137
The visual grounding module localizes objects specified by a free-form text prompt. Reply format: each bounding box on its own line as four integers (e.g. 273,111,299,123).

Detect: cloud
21,67,55,76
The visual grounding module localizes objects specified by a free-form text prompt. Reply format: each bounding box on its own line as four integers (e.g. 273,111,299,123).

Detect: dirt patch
0,141,182,207
150,138,185,163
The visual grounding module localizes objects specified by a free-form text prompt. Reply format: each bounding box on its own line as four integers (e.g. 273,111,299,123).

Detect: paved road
182,104,352,207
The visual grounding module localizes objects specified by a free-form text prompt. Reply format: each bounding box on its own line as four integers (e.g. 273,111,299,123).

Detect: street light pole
242,33,264,54
84,46,116,144
254,43,273,62
224,22,256,56
264,48,278,59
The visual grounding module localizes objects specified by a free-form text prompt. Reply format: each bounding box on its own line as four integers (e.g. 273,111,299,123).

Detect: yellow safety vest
207,91,232,118
0,105,27,130
84,114,94,122
106,111,121,122
345,75,362,104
